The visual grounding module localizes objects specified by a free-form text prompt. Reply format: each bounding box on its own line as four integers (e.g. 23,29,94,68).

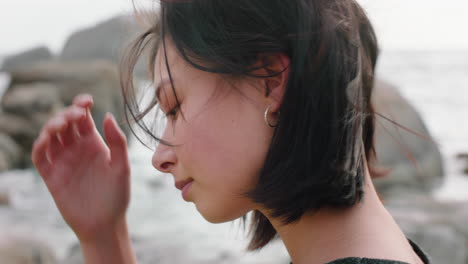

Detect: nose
152,141,177,173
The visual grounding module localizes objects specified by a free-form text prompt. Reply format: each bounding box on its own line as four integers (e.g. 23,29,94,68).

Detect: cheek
182,95,272,195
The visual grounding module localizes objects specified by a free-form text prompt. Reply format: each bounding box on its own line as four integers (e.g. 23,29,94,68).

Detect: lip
175,179,194,201
175,179,194,191
181,181,193,200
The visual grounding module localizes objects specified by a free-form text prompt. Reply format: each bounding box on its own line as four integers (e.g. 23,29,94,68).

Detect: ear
259,53,290,113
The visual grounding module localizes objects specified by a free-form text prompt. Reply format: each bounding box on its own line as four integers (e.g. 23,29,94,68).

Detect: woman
32,0,430,263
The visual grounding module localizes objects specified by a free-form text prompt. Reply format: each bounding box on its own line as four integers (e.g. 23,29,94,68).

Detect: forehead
153,41,183,100
152,39,223,102
153,40,183,79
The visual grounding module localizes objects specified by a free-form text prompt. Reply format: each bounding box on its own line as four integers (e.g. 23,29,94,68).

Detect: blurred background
0,0,467,263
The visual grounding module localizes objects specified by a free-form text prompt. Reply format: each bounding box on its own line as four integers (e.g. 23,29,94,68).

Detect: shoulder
325,257,410,264
289,239,431,264
290,258,409,264
326,239,431,264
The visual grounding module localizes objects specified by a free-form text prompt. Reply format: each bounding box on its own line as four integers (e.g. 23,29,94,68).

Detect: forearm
80,220,137,264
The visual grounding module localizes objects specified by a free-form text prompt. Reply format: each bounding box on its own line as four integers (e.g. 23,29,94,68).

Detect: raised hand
32,94,131,243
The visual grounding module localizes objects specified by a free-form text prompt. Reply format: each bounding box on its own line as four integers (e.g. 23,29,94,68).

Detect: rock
1,46,53,72
62,237,250,264
385,197,468,264
1,83,63,118
0,83,63,169
0,153,8,173
60,15,148,78
8,60,130,138
0,83,64,143
403,222,465,264
371,80,444,199
62,238,142,264
61,16,130,62
0,235,57,264
0,190,10,206
451,202,468,240
0,133,22,172
0,60,129,170
60,243,81,264
147,178,164,189
456,153,468,175
0,114,37,156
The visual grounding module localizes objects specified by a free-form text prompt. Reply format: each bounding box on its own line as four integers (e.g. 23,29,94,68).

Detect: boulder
0,235,57,264
456,153,468,175
0,152,8,173
371,80,444,199
1,83,63,118
60,15,149,78
1,46,53,72
0,83,64,169
60,242,81,264
0,60,129,170
61,237,245,264
0,190,10,206
0,114,37,153
7,60,130,138
63,238,143,264
0,133,22,172
385,196,468,264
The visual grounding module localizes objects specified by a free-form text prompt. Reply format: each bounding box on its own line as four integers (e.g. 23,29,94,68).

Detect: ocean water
0,49,467,262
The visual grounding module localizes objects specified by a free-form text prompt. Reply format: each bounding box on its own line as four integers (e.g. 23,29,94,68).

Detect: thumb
103,112,129,170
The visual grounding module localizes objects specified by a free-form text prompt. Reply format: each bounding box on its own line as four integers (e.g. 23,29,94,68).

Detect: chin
195,202,250,224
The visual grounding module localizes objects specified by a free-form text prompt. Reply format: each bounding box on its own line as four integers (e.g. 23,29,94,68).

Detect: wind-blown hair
121,0,379,251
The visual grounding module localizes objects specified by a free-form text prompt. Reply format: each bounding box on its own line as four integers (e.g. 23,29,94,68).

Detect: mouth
175,179,194,201
175,179,194,191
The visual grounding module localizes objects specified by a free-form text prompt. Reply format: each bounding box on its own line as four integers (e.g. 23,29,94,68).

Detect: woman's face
151,41,275,223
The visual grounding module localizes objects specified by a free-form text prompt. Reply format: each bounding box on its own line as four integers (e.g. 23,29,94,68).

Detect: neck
260,166,416,264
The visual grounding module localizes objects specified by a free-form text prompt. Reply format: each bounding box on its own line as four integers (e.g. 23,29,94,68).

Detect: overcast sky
0,0,467,56
0,0,156,55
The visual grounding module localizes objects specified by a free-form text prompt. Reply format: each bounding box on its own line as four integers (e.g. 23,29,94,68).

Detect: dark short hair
121,0,379,251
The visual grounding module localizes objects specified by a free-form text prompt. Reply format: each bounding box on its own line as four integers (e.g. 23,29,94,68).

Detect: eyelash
166,105,180,118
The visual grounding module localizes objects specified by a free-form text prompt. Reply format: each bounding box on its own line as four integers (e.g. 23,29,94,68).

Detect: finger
72,93,94,109
76,109,97,137
44,115,67,135
59,106,86,146
103,113,129,171
47,133,64,163
31,132,52,174
59,122,77,147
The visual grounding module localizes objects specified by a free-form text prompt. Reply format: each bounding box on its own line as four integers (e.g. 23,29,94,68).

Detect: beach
1,48,467,262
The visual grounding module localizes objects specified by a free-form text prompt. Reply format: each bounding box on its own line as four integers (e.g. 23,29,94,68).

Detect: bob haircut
121,0,379,251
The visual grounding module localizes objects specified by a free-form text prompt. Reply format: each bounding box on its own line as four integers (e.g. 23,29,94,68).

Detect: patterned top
291,240,431,264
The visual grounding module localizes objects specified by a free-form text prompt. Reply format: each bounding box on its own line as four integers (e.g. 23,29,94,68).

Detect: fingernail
81,93,92,100
106,112,116,121
72,107,83,116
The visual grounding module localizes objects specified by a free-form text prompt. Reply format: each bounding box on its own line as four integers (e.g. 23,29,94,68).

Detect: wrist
80,219,137,264
79,217,129,244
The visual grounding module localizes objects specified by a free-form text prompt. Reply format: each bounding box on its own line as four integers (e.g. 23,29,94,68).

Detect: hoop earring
264,105,279,128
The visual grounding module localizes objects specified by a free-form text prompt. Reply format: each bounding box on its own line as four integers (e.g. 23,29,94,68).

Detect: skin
31,96,136,263
31,40,424,264
150,40,285,223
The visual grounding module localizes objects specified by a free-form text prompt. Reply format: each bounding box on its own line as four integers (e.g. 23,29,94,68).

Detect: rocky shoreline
457,154,468,175
0,15,467,264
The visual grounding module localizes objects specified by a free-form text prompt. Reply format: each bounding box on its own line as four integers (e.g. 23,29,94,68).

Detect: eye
166,105,180,119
